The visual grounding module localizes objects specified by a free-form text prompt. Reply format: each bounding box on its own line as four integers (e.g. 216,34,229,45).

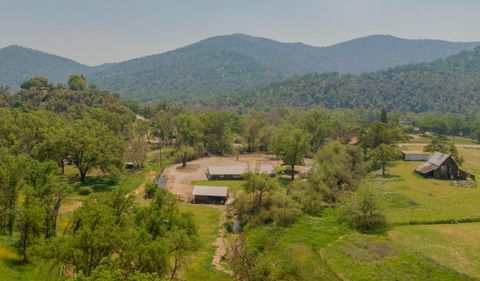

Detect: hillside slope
218,47,480,113
0,45,97,90
2,35,478,101
90,34,479,101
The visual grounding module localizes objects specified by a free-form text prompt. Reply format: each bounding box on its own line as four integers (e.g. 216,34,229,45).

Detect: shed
414,152,474,180
192,185,228,204
206,164,275,180
401,151,430,161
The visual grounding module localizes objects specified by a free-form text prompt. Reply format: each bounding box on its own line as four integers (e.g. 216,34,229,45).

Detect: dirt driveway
163,153,311,201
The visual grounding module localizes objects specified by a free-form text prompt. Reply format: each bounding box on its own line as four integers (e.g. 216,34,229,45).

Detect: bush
340,190,387,233
223,221,234,233
144,182,158,199
78,186,93,195
270,193,302,227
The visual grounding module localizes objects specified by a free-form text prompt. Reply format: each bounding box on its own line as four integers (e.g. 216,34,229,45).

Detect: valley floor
2,149,480,280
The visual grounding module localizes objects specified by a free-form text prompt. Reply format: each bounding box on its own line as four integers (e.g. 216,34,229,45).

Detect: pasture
361,161,480,223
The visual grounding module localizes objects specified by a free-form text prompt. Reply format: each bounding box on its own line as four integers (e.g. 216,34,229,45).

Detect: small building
125,162,135,169
206,164,275,180
402,151,430,161
414,152,474,180
192,185,228,204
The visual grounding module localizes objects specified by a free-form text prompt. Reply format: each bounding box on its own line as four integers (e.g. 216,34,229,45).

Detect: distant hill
90,34,480,101
0,45,98,90
1,34,479,101
217,47,480,113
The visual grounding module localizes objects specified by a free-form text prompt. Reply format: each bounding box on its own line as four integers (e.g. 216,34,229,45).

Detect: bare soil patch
163,153,309,201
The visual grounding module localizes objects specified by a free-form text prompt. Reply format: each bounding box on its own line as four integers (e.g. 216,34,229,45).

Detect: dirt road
400,143,480,149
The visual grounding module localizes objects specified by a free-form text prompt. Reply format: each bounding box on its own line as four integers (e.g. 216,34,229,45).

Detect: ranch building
414,152,474,180
401,151,430,161
206,164,275,180
192,185,228,204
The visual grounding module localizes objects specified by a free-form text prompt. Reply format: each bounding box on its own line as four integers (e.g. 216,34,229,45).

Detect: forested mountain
217,47,480,113
91,34,479,101
2,35,478,101
0,45,100,90
91,48,281,102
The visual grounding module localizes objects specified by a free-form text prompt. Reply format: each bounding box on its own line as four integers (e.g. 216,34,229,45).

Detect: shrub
223,221,234,233
340,189,387,233
270,193,302,227
78,186,93,195
144,182,158,199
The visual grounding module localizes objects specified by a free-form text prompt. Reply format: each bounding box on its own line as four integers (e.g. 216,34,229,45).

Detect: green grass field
179,204,232,281
361,161,480,223
407,134,476,145
246,210,473,280
390,223,480,279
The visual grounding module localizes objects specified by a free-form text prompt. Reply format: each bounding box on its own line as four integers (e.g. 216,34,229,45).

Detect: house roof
192,186,228,197
414,162,438,174
427,152,450,166
207,164,275,176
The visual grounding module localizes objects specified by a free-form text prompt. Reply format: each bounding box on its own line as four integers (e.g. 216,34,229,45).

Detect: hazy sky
1,0,479,65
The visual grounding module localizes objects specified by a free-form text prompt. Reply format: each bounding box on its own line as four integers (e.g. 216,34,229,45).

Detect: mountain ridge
1,34,479,100
216,46,480,113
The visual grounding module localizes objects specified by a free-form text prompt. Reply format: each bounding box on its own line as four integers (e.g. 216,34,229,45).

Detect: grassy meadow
241,148,480,280
179,204,232,281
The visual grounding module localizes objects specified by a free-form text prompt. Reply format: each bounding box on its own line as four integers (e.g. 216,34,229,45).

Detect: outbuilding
401,151,430,161
414,152,474,180
206,164,275,180
192,185,228,204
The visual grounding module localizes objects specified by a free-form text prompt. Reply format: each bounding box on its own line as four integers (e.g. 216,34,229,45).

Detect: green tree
0,153,26,234
275,128,310,180
151,111,174,166
68,74,87,91
20,77,49,90
24,160,70,238
359,122,400,150
341,189,387,233
368,144,400,176
309,141,365,201
380,108,388,123
16,187,43,262
199,111,237,155
244,110,266,152
64,118,125,181
173,114,202,168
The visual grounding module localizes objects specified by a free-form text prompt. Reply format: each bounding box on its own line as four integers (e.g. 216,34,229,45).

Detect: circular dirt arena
163,153,293,201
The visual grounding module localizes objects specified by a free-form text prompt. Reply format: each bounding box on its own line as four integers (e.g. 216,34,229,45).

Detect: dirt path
401,143,480,149
212,208,233,276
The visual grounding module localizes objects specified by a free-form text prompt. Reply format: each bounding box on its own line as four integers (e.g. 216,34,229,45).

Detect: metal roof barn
192,185,228,197
206,164,275,180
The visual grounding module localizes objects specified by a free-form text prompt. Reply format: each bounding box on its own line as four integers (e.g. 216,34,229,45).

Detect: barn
401,151,430,161
414,152,474,180
206,164,275,180
192,185,228,204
